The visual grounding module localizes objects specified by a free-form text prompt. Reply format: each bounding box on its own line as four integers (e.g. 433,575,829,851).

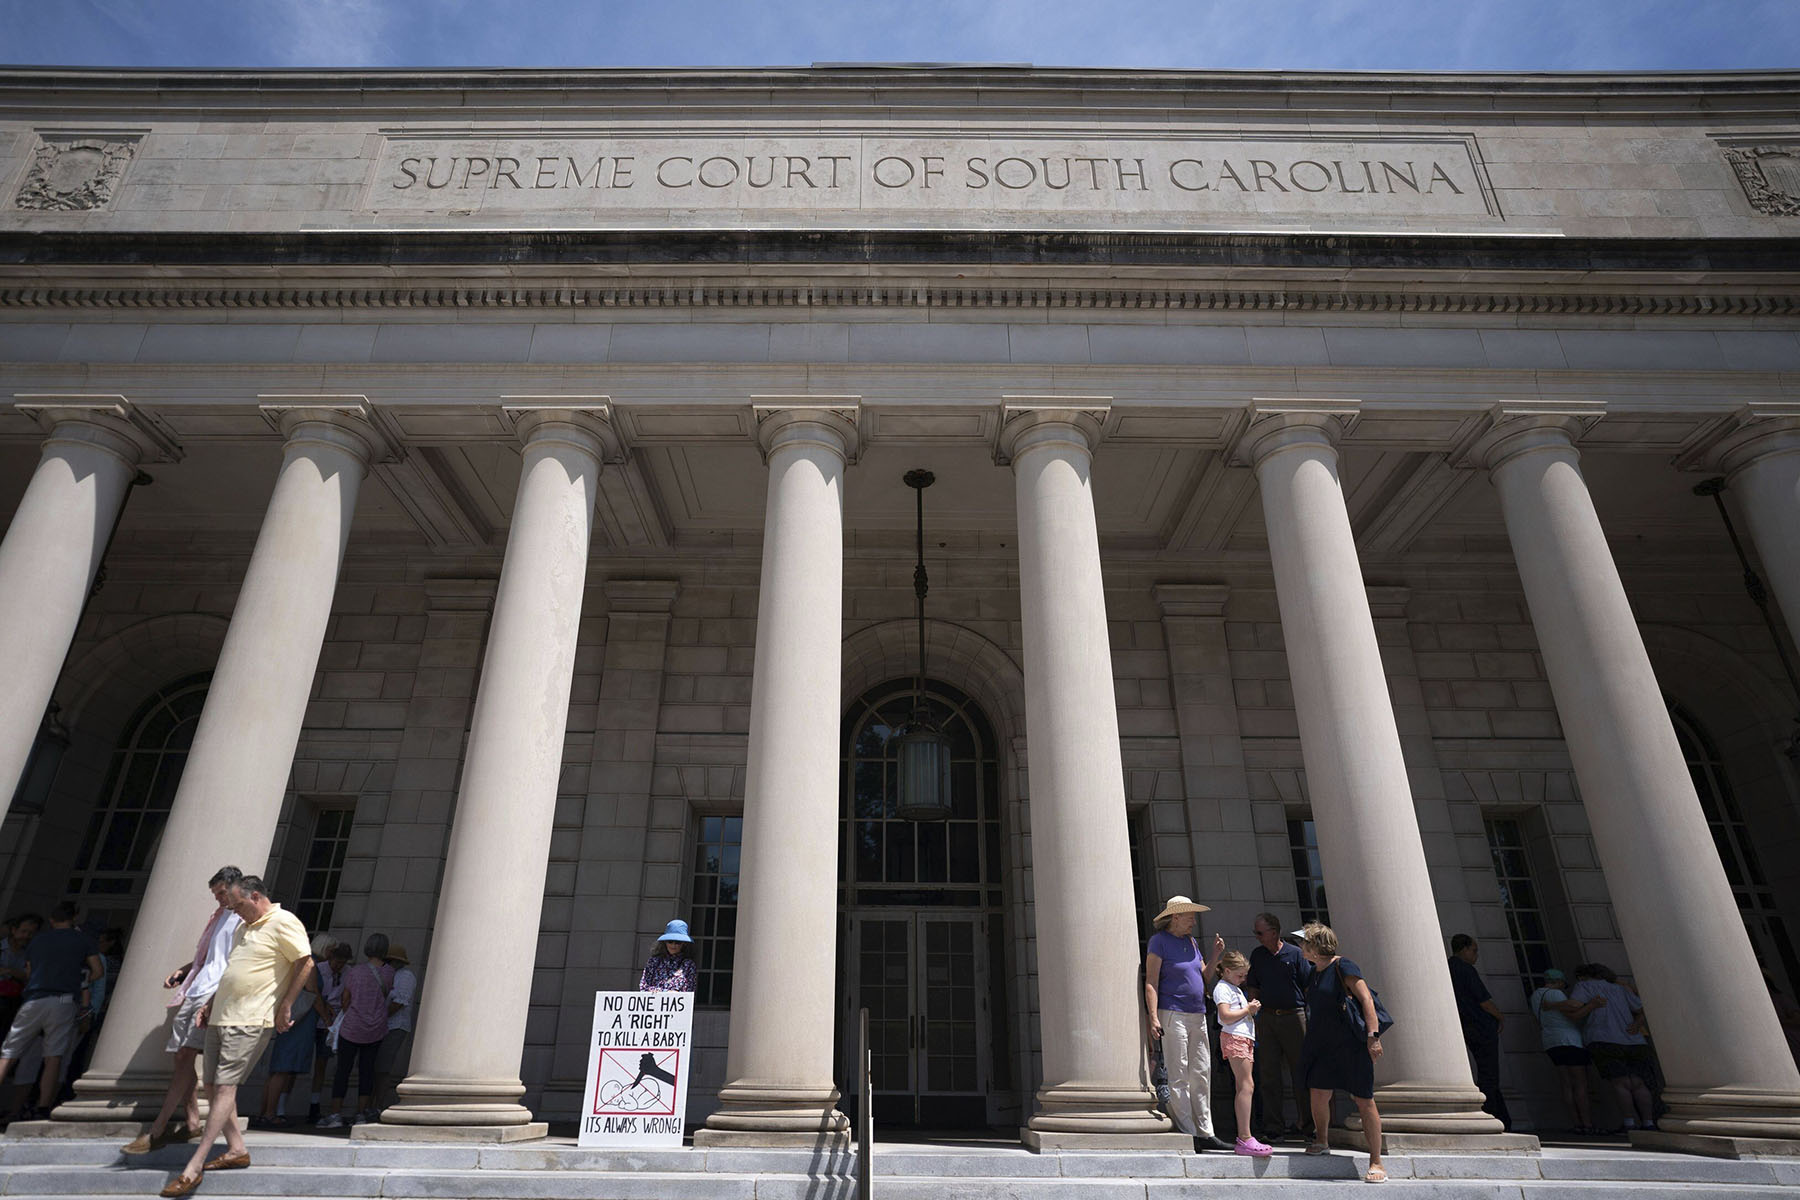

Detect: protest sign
578,990,694,1146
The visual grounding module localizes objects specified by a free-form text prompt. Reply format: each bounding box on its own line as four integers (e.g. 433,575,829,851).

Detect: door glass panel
917,916,982,1100
859,920,913,1094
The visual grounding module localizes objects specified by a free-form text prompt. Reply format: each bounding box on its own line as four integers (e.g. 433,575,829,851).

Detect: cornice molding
4,282,1798,317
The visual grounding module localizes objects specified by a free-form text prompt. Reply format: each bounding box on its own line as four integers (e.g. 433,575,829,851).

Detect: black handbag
1333,960,1395,1038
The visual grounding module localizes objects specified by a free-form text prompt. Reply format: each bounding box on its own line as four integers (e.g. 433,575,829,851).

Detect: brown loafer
203,1150,250,1170
159,1171,203,1198
122,1133,155,1155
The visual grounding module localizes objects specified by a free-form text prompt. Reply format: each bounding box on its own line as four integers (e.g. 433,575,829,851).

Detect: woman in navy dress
1297,922,1387,1183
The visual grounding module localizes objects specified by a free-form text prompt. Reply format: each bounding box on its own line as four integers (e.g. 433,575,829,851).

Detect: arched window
68,674,210,921
1669,701,1800,990
839,679,1002,904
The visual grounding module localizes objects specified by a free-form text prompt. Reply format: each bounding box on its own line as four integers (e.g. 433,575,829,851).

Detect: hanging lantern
894,469,953,822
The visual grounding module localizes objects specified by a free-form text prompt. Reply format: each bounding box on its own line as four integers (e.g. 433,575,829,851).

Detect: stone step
4,1137,1799,1200
7,1169,1800,1200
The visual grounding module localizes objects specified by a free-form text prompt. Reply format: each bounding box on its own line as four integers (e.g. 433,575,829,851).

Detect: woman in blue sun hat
638,919,697,993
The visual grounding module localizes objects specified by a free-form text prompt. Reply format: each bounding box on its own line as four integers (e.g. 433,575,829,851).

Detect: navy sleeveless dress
1298,957,1376,1100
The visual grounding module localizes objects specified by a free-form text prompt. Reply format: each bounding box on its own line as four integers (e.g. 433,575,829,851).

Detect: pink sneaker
1234,1136,1273,1157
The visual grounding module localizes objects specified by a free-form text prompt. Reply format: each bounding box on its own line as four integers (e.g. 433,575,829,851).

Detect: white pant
1160,1007,1214,1137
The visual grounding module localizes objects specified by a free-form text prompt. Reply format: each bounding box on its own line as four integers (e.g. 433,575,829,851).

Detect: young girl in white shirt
1213,950,1273,1157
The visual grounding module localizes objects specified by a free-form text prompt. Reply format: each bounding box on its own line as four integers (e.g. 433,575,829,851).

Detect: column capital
12,394,182,465
1681,401,1800,477
750,397,860,464
257,397,393,465
994,397,1110,466
603,578,681,614
1366,585,1413,620
501,399,623,464
1458,403,1601,473
1228,400,1359,468
1153,582,1230,619
422,578,498,613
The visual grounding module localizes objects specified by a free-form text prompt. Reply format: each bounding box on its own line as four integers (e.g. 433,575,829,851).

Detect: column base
1361,1081,1507,1135
1329,1128,1541,1154
699,1081,849,1140
353,1121,548,1144
380,1073,536,1128
54,1067,186,1123
1025,1082,1173,1137
1655,1085,1800,1141
1020,1128,1195,1152
1632,1129,1800,1159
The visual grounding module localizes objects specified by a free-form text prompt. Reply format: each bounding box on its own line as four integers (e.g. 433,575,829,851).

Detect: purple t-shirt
1148,931,1208,1014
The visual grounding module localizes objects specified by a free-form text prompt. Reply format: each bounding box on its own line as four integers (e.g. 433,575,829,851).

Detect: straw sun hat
1152,895,1211,928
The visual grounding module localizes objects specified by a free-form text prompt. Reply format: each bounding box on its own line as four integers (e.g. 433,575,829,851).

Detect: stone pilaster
1153,584,1262,932
357,579,497,950
541,578,679,1117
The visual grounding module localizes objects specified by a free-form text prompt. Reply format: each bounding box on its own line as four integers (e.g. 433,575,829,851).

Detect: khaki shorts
1,996,77,1060
166,991,209,1054
203,1024,272,1087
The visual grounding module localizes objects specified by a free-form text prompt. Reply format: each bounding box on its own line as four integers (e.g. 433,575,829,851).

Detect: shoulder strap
368,962,389,998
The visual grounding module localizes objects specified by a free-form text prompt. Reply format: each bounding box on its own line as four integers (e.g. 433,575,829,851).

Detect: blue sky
2,0,1797,71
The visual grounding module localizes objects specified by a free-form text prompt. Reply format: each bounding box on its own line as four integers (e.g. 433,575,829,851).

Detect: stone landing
3,1133,1800,1197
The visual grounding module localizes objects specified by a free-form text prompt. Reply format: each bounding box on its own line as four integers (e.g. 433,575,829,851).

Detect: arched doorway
837,678,1010,1129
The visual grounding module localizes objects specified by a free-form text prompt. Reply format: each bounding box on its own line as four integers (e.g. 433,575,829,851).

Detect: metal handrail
857,1006,873,1200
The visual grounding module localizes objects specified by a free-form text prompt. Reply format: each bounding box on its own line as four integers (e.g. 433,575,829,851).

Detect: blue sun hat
659,919,693,944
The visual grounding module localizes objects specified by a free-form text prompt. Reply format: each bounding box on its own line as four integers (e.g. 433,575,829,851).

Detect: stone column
1000,404,1180,1150
0,399,171,818
1474,411,1800,1148
1714,411,1800,646
381,408,612,1137
59,405,379,1121
696,404,856,1146
1237,406,1504,1143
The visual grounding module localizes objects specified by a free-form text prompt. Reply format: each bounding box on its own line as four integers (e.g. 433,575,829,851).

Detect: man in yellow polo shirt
160,875,311,1199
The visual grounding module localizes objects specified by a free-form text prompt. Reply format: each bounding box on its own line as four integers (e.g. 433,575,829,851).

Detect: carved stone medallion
13,135,139,211
1723,144,1800,216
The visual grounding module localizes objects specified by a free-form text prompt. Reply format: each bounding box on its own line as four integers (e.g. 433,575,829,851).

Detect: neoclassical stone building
1,66,1799,1152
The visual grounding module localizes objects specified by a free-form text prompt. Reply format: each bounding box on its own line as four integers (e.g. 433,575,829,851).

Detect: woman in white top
1528,967,1603,1133
1211,950,1272,1157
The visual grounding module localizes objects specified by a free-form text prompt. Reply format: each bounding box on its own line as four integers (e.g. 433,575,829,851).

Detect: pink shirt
337,961,394,1044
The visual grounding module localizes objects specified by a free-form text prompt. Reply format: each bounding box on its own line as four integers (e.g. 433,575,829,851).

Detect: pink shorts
1219,1032,1255,1061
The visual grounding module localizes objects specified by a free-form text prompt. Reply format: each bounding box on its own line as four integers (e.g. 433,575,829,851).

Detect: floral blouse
639,952,698,993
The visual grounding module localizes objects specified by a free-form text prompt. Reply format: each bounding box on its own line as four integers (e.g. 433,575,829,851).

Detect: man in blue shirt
0,901,100,1121
1244,912,1313,1140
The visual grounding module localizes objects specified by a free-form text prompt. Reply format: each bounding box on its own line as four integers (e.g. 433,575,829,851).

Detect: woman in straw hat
1145,895,1231,1151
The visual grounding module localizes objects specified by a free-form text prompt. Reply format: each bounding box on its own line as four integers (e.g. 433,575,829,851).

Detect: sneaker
316,1113,344,1129
1235,1136,1274,1157
351,1109,374,1125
